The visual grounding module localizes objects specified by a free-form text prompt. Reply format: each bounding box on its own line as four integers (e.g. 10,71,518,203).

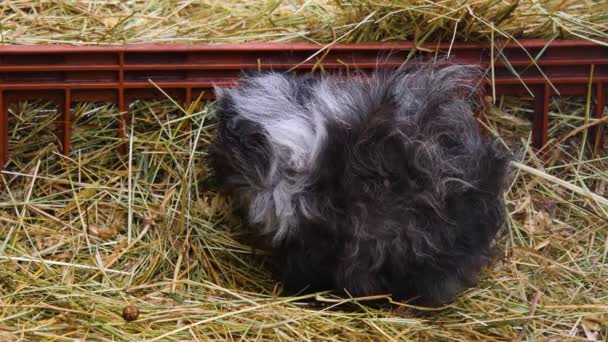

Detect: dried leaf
89,224,118,240
583,317,603,332
101,16,120,28
197,195,227,218
36,236,61,251
523,210,552,234
512,196,531,215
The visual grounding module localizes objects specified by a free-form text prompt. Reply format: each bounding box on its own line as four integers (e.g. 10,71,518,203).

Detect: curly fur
209,63,511,307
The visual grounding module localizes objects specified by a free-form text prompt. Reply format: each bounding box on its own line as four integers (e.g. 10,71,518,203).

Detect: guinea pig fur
208,63,511,307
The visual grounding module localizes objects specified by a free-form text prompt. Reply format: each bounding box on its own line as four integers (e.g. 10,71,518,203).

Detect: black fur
208,64,511,307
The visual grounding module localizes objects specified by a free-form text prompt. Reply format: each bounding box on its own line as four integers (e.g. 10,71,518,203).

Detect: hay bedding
0,1,607,341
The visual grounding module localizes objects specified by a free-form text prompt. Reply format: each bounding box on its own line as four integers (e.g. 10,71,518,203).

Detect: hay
1,0,607,45
1,1,608,341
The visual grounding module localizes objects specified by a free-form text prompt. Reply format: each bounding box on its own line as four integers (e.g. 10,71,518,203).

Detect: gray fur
209,63,511,307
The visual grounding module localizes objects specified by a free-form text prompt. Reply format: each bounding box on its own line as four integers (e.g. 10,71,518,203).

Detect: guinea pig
208,63,511,307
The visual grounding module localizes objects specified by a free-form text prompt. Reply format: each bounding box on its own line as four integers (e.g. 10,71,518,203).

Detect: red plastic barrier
0,39,606,169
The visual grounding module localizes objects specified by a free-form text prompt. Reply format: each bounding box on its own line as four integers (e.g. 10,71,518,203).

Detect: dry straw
0,1,607,341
